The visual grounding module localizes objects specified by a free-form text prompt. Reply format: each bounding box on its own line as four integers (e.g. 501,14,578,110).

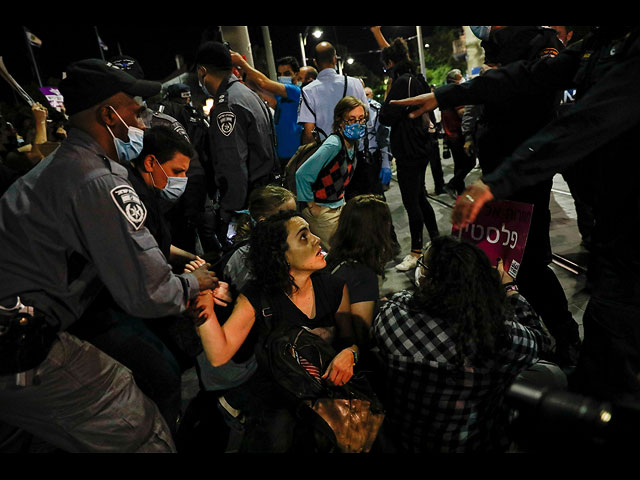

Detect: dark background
0,25,429,88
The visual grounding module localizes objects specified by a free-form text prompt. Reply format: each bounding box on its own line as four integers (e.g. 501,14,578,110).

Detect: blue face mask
277,76,293,85
107,106,144,163
154,160,188,202
343,122,366,140
470,26,492,41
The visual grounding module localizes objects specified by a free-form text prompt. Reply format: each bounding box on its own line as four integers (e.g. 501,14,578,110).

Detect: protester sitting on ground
296,96,368,250
192,185,297,395
372,235,557,453
325,194,394,347
192,210,360,452
224,185,297,292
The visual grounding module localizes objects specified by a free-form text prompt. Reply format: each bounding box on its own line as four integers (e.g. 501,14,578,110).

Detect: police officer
398,26,640,403
195,41,279,246
109,55,216,255
0,59,218,452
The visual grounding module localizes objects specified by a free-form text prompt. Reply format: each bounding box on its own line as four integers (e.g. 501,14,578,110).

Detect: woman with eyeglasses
295,96,369,251
372,235,557,453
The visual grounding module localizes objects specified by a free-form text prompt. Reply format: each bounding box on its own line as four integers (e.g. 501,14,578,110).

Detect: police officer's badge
110,185,147,230
217,111,236,136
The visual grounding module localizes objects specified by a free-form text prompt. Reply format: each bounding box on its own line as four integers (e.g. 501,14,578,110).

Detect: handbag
254,292,385,453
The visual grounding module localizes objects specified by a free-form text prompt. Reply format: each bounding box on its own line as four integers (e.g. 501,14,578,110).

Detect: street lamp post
299,27,323,66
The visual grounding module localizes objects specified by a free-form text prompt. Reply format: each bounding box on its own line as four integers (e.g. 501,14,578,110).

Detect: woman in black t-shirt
326,194,395,346
193,210,359,452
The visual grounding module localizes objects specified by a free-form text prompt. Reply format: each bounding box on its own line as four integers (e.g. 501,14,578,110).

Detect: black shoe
434,186,445,195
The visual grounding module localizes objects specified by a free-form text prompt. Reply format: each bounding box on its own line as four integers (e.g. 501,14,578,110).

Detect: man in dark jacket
400,26,581,368
397,26,640,403
196,41,279,247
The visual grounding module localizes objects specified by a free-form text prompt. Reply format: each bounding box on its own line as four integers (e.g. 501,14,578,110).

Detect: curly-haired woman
193,210,359,452
372,235,557,453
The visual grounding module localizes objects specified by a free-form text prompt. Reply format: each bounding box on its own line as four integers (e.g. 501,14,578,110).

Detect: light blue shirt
297,68,369,138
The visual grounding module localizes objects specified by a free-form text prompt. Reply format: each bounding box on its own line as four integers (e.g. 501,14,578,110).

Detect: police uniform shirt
0,128,199,331
297,68,370,138
208,74,277,223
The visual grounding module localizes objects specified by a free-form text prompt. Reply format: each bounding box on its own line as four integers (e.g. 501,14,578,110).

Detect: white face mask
106,106,144,163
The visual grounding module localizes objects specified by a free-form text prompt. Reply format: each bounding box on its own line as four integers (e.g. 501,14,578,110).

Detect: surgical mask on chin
106,107,144,163
343,122,366,140
470,26,492,41
153,160,188,202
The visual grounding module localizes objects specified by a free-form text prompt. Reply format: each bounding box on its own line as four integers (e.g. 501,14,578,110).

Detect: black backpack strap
342,73,348,98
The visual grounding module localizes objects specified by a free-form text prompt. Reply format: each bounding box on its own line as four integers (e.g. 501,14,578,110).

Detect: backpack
283,136,323,197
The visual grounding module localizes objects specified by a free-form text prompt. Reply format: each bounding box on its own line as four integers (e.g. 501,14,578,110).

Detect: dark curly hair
381,37,411,65
326,194,394,276
247,209,302,296
411,235,510,367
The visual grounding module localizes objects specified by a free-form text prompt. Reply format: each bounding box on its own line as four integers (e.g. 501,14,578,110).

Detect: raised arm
230,50,288,99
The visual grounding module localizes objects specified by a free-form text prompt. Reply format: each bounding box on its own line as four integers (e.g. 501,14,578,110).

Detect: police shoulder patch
217,111,236,136
110,185,147,230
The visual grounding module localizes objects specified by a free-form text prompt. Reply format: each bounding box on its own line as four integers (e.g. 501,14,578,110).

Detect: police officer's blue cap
167,83,191,99
195,41,232,69
60,59,161,115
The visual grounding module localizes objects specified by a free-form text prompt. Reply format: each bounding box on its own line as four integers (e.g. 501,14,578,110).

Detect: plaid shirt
372,291,552,453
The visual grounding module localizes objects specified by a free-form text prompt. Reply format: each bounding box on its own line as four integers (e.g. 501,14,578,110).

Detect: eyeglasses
345,117,366,126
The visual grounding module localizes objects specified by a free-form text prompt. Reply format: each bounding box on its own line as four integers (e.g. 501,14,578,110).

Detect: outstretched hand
389,92,438,118
451,180,495,228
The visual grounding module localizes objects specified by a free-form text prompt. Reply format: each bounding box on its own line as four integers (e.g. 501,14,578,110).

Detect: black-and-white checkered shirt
373,291,552,453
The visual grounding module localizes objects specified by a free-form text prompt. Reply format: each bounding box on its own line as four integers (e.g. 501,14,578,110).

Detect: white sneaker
395,254,419,271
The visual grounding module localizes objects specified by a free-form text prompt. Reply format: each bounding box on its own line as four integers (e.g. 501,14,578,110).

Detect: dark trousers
428,138,445,193
478,137,580,349
68,304,183,438
445,137,475,194
396,157,440,252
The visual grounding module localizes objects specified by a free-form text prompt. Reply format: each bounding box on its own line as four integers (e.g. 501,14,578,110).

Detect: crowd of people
0,25,638,453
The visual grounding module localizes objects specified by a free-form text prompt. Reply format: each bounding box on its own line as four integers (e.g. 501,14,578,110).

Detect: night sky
0,24,431,105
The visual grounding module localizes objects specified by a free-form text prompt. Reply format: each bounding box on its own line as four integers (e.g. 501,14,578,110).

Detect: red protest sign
451,199,534,278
